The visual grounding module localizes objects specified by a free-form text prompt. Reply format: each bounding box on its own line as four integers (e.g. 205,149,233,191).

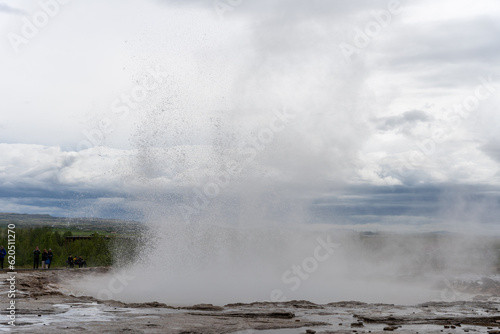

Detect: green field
0,213,144,269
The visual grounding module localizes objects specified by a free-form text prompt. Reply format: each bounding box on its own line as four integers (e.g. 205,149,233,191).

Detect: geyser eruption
71,8,498,306
75,71,497,305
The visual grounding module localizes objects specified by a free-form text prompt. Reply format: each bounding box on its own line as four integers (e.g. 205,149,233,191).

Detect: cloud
375,110,433,131
0,3,25,15
481,139,500,163
0,143,156,219
309,183,500,233
0,0,499,232
368,14,500,104
157,0,397,18
0,144,134,216
377,18,500,65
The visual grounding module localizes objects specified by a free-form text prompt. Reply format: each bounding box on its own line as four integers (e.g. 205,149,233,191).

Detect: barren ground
1,268,500,333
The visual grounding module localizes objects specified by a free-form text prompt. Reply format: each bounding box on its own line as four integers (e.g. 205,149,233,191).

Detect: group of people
67,255,87,268
33,246,54,269
32,247,88,269
0,246,91,270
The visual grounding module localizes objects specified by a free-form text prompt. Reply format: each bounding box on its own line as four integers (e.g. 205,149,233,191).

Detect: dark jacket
34,249,41,259
48,251,53,260
42,252,48,261
0,248,6,259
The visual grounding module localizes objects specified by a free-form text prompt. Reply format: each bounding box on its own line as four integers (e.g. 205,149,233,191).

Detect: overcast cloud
0,0,499,233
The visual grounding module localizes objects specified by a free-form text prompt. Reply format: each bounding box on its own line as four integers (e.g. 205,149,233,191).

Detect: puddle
0,301,191,332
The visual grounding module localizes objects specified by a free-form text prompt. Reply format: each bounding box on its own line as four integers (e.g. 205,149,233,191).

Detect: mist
72,224,497,306
2,0,497,308
53,0,500,306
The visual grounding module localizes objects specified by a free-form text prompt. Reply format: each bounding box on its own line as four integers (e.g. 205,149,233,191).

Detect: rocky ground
1,268,500,333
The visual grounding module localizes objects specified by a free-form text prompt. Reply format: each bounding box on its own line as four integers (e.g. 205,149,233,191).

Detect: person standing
0,246,6,269
41,249,48,269
76,256,86,268
47,249,54,269
33,246,41,269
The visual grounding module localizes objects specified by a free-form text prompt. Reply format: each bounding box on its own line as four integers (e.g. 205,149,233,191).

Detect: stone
384,326,398,331
351,322,364,327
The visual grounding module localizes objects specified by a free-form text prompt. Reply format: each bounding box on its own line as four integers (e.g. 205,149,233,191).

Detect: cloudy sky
1,0,499,233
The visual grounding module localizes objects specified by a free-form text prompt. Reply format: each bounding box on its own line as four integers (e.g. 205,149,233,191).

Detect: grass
50,227,112,236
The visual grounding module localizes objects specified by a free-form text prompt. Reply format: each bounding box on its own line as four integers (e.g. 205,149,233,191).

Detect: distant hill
0,212,142,233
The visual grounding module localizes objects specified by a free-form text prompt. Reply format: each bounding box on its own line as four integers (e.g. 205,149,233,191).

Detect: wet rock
8,269,500,334
488,330,500,334
193,311,296,319
328,301,369,308
305,330,316,334
183,304,224,311
383,326,398,331
127,301,172,309
225,300,324,309
290,300,323,309
351,322,364,328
